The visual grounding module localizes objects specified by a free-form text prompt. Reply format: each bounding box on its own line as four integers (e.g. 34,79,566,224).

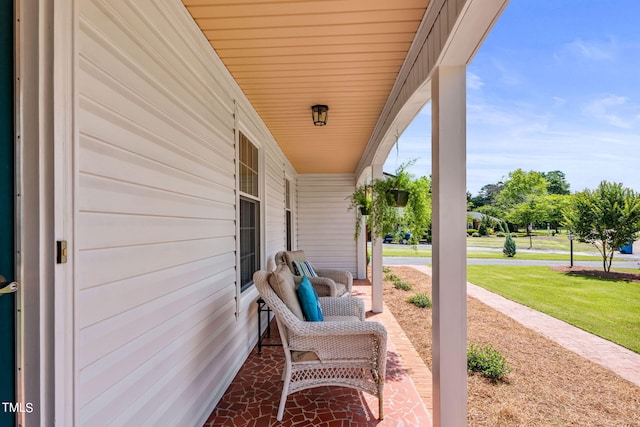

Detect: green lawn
381,244,605,261
466,265,640,353
467,235,595,252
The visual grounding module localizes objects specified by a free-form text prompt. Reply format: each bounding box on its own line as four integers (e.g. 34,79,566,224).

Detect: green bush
407,293,432,308
471,232,481,237
478,223,488,236
384,273,399,282
393,280,413,291
467,229,478,236
495,232,505,237
503,234,516,257
467,344,512,381
382,266,391,274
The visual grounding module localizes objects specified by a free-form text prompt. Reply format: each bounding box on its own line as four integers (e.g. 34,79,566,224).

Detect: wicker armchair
274,250,353,297
254,268,387,421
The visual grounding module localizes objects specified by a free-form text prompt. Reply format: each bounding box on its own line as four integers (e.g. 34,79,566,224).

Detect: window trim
234,103,266,319
285,177,293,251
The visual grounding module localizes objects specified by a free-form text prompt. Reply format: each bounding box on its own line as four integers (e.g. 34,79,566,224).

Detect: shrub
478,223,488,236
471,232,481,237
384,273,399,282
382,266,391,274
503,234,516,257
495,232,505,237
467,344,512,381
407,293,432,308
394,280,413,291
467,229,478,236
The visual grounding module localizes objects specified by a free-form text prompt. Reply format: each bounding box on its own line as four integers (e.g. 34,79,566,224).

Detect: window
239,133,260,292
285,179,292,251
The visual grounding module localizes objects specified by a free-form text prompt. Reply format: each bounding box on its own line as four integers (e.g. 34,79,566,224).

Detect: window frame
285,178,293,251
237,131,261,294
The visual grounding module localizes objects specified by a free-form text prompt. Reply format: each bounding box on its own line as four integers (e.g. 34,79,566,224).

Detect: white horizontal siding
265,144,288,269
296,174,357,274
75,0,291,425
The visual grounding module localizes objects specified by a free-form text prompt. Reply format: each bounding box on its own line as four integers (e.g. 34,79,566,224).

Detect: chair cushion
283,250,307,272
291,260,318,277
296,276,323,321
268,265,305,321
333,282,347,297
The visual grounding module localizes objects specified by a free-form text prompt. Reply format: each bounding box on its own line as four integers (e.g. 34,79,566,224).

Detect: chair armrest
294,275,337,297
318,297,365,320
314,268,353,292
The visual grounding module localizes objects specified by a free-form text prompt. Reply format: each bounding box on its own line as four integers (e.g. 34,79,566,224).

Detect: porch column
371,163,383,313
431,65,467,427
356,213,367,279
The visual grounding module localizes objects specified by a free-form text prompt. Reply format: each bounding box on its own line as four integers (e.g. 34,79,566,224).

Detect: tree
496,169,548,209
503,234,516,257
507,196,544,247
537,194,572,232
401,176,432,244
541,170,571,195
563,181,640,272
470,182,504,208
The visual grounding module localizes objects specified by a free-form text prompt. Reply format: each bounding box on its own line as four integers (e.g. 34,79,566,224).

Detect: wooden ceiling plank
221,51,407,65
204,21,420,40
195,10,424,31
212,33,415,50
186,0,429,18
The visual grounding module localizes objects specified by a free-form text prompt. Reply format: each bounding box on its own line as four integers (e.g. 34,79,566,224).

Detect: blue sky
384,0,640,195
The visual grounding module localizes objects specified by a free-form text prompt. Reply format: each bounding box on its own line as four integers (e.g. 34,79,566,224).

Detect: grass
466,235,595,252
381,244,606,261
466,265,640,353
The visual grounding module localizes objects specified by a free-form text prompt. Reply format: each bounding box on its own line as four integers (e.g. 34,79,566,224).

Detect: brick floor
203,279,433,427
410,264,640,388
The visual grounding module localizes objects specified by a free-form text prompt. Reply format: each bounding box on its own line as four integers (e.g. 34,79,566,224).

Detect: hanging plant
348,160,431,246
347,184,372,239
370,160,431,245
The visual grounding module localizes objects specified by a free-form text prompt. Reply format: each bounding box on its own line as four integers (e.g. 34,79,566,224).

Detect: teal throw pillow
296,276,323,321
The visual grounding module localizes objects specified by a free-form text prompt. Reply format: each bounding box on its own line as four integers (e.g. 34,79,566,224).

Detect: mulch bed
382,266,640,427
551,266,640,283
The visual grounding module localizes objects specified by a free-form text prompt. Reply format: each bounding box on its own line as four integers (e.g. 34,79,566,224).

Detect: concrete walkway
407,265,640,388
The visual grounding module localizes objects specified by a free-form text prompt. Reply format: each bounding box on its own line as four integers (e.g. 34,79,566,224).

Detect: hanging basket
389,189,409,207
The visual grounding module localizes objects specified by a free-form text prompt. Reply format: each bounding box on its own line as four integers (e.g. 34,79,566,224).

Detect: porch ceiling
182,0,430,174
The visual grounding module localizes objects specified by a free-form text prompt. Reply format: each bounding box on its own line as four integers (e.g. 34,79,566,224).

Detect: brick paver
409,265,640,388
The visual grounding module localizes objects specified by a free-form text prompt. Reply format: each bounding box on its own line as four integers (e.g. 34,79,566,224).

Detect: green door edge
0,0,16,425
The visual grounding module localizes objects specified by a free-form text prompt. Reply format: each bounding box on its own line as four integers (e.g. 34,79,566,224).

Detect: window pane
286,210,292,251
285,179,291,209
240,198,259,291
239,133,258,197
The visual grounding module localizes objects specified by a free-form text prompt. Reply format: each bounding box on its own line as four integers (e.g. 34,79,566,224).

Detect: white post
371,163,383,313
356,214,367,279
431,65,467,427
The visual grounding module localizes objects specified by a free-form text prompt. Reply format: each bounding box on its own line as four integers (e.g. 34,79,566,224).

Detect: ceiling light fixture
311,105,329,126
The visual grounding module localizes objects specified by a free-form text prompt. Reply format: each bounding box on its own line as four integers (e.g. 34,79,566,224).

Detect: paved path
407,264,640,388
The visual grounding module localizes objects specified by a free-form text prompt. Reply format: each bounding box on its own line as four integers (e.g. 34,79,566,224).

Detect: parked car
383,232,411,244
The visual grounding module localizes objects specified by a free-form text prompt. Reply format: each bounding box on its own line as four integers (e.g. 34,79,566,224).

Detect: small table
257,297,282,353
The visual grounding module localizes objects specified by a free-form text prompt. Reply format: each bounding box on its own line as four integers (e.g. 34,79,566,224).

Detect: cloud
467,72,484,90
556,37,617,61
552,97,567,107
583,95,640,129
